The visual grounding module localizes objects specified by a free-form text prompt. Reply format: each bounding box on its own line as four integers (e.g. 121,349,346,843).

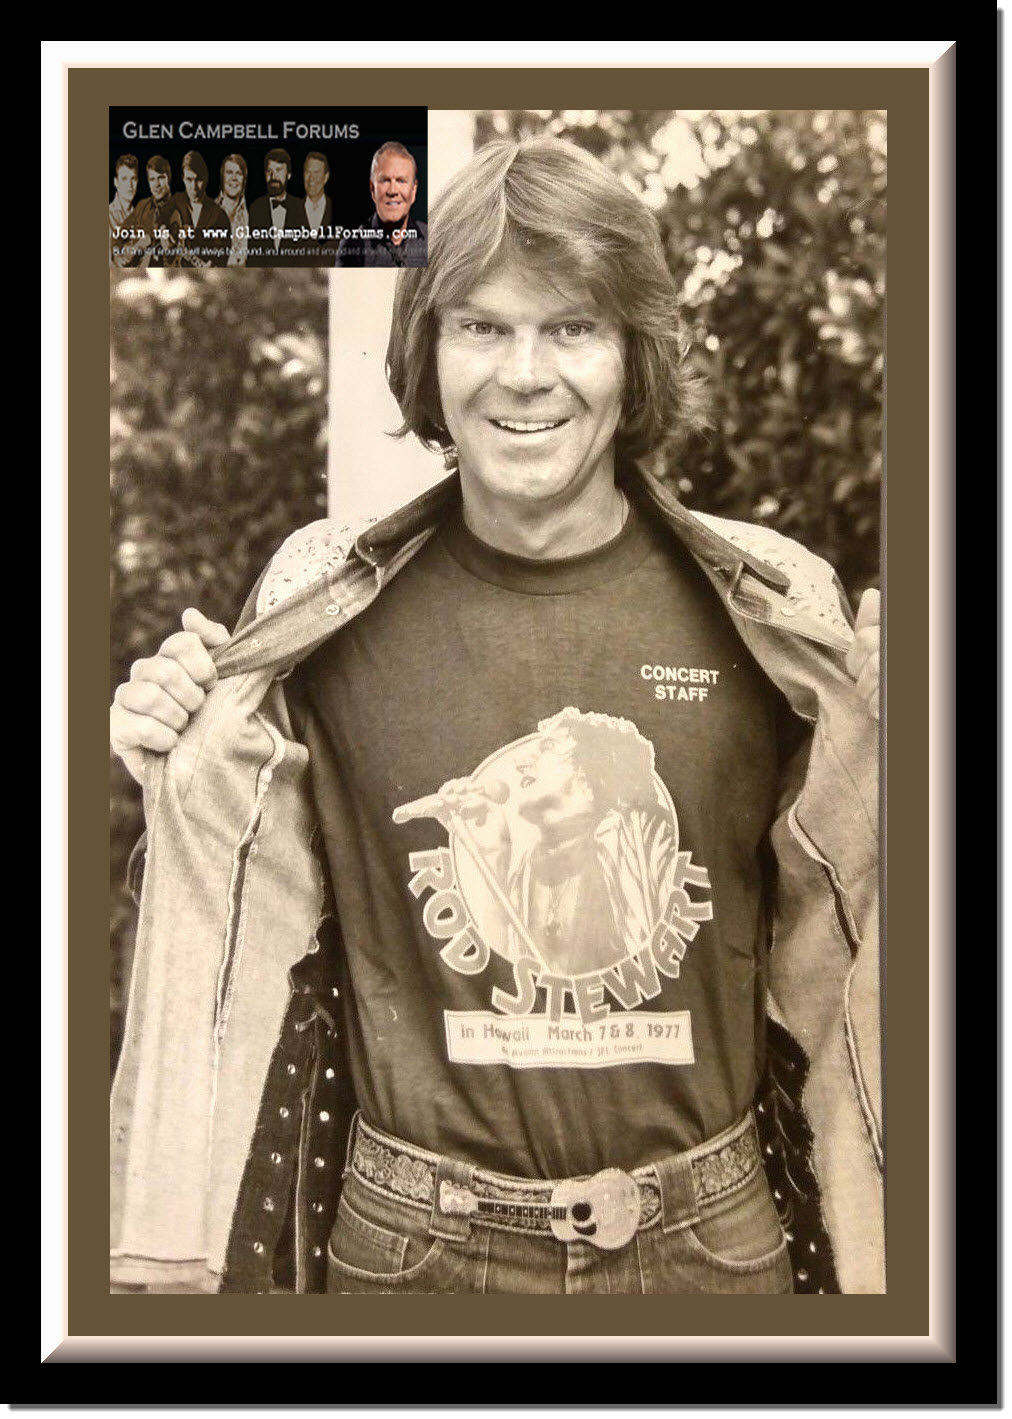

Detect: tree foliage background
109,110,883,1070
475,108,884,594
109,268,329,1068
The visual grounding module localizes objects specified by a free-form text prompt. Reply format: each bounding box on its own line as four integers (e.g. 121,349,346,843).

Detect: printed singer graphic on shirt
393,707,713,1069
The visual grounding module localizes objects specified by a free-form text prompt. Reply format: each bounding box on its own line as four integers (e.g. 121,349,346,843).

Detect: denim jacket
110,467,882,1295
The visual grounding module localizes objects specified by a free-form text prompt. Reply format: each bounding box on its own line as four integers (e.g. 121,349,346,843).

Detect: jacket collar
353,464,790,596
629,467,790,593
351,471,457,568
215,465,797,680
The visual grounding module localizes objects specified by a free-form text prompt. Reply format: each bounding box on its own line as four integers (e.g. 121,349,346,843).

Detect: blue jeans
326,1122,794,1295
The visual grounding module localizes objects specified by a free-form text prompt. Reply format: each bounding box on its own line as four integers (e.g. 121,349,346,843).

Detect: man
109,154,138,268
409,707,699,979
110,138,882,1298
215,153,250,268
335,140,428,268
247,148,308,267
126,155,180,268
300,150,337,265
172,151,231,269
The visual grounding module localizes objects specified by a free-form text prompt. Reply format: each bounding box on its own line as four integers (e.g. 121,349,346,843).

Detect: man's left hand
846,587,880,721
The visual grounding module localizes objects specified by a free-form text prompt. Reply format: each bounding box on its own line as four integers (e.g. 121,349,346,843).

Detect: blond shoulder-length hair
386,137,708,466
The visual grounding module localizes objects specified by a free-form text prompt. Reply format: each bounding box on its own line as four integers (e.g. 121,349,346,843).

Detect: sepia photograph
30,36,971,1384
108,103,884,1301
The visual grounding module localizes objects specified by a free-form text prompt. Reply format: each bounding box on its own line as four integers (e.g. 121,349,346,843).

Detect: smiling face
304,157,328,202
370,153,417,225
265,159,288,198
147,167,170,203
115,164,137,205
222,160,245,200
436,260,626,522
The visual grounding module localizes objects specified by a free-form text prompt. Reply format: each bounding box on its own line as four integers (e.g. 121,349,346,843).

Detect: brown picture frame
43,39,962,1383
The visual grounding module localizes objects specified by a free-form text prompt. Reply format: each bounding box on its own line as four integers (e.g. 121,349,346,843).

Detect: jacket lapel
213,466,850,680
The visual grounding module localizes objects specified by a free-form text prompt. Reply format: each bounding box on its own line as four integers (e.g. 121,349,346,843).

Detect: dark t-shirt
294,494,797,1178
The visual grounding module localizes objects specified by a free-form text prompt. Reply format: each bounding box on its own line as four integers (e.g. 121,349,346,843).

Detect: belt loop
429,1156,477,1241
653,1151,700,1235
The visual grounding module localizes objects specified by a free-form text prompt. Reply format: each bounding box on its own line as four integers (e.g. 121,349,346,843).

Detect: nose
495,332,555,396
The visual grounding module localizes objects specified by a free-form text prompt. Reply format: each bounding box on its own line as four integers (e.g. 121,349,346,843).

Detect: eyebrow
444,299,601,323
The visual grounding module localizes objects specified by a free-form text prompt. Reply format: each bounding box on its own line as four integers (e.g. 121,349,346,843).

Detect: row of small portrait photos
110,143,428,269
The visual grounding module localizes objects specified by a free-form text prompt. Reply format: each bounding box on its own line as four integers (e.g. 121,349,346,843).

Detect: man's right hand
432,777,511,873
110,608,230,785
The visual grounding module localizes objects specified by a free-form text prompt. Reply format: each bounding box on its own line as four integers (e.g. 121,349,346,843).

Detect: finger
854,587,880,632
855,655,880,704
853,656,880,721
128,655,207,714
181,607,231,649
114,679,192,733
439,778,472,802
845,624,879,680
157,630,219,688
110,707,181,756
853,673,880,722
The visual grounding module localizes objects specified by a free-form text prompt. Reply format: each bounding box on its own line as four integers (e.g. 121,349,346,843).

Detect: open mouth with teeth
490,418,570,433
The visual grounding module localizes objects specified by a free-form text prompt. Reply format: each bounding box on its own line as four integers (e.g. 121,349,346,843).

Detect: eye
462,320,500,338
557,321,593,340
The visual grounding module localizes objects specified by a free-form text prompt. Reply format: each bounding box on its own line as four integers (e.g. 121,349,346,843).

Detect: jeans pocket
327,1189,445,1290
684,1172,790,1277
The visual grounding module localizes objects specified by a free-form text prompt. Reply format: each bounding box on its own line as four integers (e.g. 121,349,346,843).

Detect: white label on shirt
444,1009,694,1068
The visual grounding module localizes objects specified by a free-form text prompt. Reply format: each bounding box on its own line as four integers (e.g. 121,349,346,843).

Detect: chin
499,470,591,506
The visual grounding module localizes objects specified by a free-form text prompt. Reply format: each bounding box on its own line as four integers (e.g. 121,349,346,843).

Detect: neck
536,812,599,856
460,472,627,560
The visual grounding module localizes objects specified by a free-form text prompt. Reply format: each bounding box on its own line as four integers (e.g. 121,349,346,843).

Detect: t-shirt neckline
440,495,652,595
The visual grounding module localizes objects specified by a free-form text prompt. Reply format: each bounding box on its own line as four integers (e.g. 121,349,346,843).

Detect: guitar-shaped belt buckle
549,1169,641,1251
436,1168,642,1250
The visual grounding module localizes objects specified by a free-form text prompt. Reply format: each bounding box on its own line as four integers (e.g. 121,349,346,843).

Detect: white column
327,110,476,522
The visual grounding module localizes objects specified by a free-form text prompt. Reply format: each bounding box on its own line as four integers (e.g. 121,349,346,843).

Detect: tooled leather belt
347,1112,761,1252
